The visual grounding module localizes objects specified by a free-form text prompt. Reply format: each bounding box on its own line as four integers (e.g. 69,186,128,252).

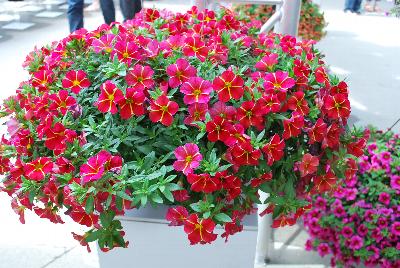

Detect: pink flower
341,226,354,238
299,153,319,177
348,235,363,250
391,222,400,236
180,77,213,104
390,175,400,191
184,103,208,126
125,65,155,90
317,243,331,257
378,192,391,206
80,151,115,183
173,143,202,175
255,53,278,71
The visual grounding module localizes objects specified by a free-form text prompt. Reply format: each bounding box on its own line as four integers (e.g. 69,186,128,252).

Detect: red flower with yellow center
299,153,319,177
186,173,220,193
112,41,141,65
24,157,53,181
262,94,281,114
166,206,188,226
62,70,91,94
184,213,218,245
180,76,213,104
212,70,244,102
283,112,305,140
323,93,351,120
184,103,208,126
182,36,209,62
49,90,77,116
44,122,77,154
308,118,327,144
287,91,310,116
263,71,295,101
96,81,124,114
231,141,261,166
32,69,54,92
166,58,197,88
117,88,146,120
262,134,285,166
205,116,232,142
148,95,179,126
125,65,155,90
312,171,337,193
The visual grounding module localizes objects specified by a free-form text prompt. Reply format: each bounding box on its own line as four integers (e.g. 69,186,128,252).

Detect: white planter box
97,206,258,268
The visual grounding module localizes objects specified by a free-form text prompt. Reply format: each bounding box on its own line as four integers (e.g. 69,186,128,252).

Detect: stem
387,118,400,132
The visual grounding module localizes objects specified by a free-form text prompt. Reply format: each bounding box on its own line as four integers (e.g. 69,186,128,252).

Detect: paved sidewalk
0,1,399,268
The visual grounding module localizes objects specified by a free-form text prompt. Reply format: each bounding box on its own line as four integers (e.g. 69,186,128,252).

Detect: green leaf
214,213,232,223
100,211,115,228
151,193,164,204
190,203,202,212
162,189,174,202
140,195,148,207
85,195,95,214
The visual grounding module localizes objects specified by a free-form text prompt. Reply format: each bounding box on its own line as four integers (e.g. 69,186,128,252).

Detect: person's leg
100,0,116,24
120,0,141,21
353,0,363,13
344,0,356,11
67,0,84,33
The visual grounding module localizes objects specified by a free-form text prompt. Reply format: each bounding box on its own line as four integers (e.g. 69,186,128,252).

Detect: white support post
274,0,302,36
254,191,272,268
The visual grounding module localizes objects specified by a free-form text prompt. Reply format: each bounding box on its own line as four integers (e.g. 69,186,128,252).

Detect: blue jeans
100,0,142,24
345,0,363,12
67,0,84,32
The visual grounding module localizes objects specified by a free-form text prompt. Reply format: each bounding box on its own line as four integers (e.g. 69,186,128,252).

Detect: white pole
254,191,272,268
275,0,302,36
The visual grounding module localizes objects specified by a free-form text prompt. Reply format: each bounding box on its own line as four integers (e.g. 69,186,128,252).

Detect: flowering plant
303,129,400,267
235,0,327,41
0,7,355,251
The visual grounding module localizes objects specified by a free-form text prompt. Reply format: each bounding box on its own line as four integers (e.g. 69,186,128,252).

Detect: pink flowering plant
303,129,400,267
0,7,359,251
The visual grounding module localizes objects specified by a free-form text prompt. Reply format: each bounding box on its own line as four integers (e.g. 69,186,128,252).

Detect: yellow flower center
73,80,80,86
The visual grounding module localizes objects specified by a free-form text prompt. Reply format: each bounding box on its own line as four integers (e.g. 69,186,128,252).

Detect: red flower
68,208,99,227
314,66,329,85
145,8,160,22
49,90,77,116
11,199,25,224
345,158,358,180
287,91,310,116
263,71,295,101
186,173,220,193
72,232,91,253
205,116,232,142
262,94,281,114
180,77,213,104
330,81,348,96
272,215,296,228
62,70,91,94
299,153,319,177
236,100,264,130
117,88,146,119
91,33,115,54
251,172,273,187
56,157,75,174
34,207,64,224
347,138,367,157
308,118,327,144
44,122,77,154
221,174,242,201
182,36,209,62
255,53,278,71
283,113,304,140
24,157,53,181
112,41,141,64
212,70,244,102
184,214,217,245
322,123,341,149
96,81,124,114
313,171,337,193
173,143,203,175
125,65,155,90
225,123,249,146
32,69,54,92
231,141,261,166
166,206,188,226
184,103,208,125
0,157,10,175
172,189,190,202
209,101,236,121
323,94,351,120
80,152,109,183
148,95,179,126
166,58,197,88
262,134,285,166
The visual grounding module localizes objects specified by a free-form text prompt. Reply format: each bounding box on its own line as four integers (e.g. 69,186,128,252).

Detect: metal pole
275,0,302,36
